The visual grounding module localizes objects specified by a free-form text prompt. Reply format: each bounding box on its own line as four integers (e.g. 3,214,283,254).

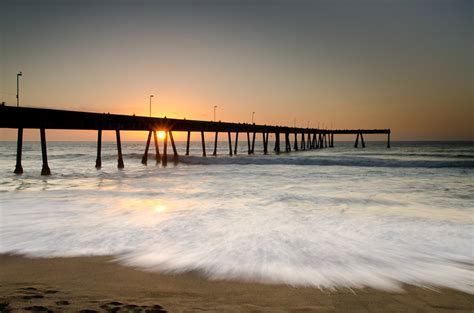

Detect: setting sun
157,131,166,139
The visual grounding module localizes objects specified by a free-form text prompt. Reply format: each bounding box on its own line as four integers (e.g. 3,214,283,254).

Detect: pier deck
0,105,391,175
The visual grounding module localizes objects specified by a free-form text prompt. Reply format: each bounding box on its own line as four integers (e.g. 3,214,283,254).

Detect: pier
0,106,390,175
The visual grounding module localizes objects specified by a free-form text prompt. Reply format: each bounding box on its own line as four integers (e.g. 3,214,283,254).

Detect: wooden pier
0,106,391,175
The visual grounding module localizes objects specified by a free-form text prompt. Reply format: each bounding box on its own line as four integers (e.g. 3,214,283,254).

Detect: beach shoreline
0,254,472,312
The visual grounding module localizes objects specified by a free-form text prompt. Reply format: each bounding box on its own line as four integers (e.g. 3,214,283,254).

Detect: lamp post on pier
252,111,255,124
214,105,217,122
16,71,22,107
149,95,154,117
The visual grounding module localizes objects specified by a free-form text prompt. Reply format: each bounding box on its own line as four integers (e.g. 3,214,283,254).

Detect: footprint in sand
23,305,51,312
55,300,70,305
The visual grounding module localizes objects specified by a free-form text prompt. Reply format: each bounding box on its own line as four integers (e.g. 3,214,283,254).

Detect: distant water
0,140,473,293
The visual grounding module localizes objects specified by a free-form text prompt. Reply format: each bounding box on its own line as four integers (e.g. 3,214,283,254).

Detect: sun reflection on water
153,204,167,213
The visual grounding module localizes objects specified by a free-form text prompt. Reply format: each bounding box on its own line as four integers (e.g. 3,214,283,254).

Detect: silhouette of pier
0,106,391,175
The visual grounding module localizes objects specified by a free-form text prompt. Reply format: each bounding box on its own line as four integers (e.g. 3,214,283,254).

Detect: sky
0,0,472,141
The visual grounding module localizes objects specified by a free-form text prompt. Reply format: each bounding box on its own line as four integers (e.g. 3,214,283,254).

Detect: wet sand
0,254,472,312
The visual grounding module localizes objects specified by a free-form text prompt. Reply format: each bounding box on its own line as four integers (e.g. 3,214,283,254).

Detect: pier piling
141,130,152,165
228,132,233,156
95,129,102,169
274,133,280,153
169,131,178,161
116,130,124,169
201,131,206,157
14,128,23,174
234,132,239,155
185,131,191,156
162,131,168,166
247,132,251,154
213,132,218,156
387,132,391,148
153,131,160,163
294,133,298,151
354,133,360,148
262,132,268,154
40,128,51,175
360,133,366,148
251,132,256,154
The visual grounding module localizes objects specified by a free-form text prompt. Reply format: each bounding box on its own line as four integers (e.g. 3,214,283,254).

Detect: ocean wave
177,155,474,169
1,197,472,293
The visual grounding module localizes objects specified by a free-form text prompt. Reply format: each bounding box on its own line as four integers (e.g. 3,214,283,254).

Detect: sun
157,131,166,139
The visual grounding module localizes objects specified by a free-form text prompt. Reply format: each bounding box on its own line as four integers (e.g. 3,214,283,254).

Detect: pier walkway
0,106,390,175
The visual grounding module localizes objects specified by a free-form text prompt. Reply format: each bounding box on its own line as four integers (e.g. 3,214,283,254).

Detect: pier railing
0,105,390,175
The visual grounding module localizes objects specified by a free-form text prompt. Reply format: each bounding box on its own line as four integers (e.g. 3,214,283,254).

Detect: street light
149,95,154,117
252,112,255,124
214,105,218,122
16,71,22,107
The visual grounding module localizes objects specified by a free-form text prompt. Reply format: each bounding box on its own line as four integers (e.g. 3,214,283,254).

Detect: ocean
0,140,472,293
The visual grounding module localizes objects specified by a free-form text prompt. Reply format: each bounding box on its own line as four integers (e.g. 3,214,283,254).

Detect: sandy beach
0,254,472,312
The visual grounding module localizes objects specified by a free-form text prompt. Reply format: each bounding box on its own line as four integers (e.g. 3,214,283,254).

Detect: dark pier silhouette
0,106,391,175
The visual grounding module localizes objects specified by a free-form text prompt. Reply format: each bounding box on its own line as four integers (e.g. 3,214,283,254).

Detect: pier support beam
354,133,360,148
307,133,311,149
324,134,328,148
185,131,191,155
285,133,290,152
141,130,152,165
153,131,160,163
116,129,124,169
162,131,168,166
274,133,280,153
312,133,317,149
251,132,256,154
294,133,298,151
360,133,366,148
228,132,233,156
213,132,218,156
319,133,323,148
14,128,24,174
263,132,268,154
201,131,206,157
40,128,51,175
169,131,178,161
387,132,391,148
95,129,102,169
301,133,306,150
234,132,239,155
247,132,251,154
